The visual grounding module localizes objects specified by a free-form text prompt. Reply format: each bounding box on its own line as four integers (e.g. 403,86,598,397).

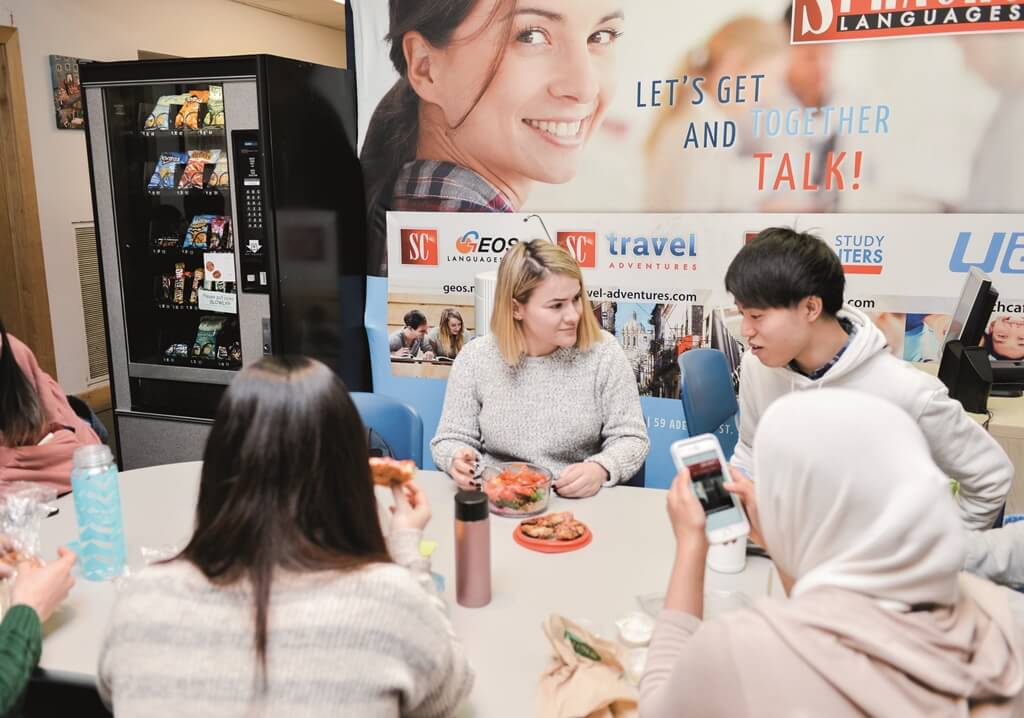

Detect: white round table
38,462,778,717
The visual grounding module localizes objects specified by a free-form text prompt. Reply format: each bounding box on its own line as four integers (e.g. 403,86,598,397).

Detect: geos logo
455,230,519,254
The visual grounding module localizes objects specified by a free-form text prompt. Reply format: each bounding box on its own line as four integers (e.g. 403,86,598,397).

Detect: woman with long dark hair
361,0,624,270
0,320,101,490
98,357,473,716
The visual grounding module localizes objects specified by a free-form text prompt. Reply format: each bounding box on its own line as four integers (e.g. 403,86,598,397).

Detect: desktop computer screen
945,267,997,350
942,267,1024,397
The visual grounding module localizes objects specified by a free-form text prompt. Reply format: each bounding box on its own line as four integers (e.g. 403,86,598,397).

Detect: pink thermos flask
455,490,491,608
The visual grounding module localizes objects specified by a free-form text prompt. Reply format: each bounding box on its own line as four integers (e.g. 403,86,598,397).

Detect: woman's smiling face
428,0,623,187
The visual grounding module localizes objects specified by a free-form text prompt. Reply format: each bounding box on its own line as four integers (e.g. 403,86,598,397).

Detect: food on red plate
369,457,416,486
520,512,588,542
482,463,552,516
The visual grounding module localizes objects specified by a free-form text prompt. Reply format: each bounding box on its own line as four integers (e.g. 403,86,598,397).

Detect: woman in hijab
641,388,1024,718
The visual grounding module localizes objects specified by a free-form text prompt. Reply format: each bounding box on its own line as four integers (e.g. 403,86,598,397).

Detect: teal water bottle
70,445,126,580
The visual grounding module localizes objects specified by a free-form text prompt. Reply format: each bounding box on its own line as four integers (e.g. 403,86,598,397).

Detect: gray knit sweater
97,530,472,717
430,332,649,485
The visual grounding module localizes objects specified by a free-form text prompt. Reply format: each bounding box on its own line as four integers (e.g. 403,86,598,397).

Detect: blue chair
67,394,110,446
349,392,424,466
678,349,739,458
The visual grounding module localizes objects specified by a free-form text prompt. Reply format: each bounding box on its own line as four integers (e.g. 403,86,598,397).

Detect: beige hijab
752,389,1023,717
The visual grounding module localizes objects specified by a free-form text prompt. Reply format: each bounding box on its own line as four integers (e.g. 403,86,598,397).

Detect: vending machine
81,55,370,469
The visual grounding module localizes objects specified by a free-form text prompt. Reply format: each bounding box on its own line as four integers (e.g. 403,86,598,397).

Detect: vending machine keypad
232,129,269,293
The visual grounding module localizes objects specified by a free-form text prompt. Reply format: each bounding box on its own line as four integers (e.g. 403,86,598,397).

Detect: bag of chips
192,316,228,358
177,150,221,189
164,343,190,359
207,156,230,189
183,215,216,249
143,94,189,130
174,90,210,130
208,216,232,251
147,152,188,189
204,85,224,128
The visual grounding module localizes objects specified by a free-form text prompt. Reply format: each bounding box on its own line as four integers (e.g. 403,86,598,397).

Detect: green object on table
950,479,960,497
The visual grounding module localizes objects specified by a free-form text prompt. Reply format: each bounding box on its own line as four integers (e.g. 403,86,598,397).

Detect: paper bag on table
537,614,638,718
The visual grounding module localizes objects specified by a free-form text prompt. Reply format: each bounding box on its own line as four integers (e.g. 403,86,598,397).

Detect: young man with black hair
388,309,434,359
726,227,1011,530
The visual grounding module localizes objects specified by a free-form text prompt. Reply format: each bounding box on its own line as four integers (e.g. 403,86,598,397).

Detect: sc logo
557,231,597,268
400,229,438,265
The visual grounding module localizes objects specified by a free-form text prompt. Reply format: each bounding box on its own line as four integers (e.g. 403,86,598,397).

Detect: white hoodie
732,306,1012,530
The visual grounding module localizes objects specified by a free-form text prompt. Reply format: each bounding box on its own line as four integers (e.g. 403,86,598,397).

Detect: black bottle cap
455,490,489,522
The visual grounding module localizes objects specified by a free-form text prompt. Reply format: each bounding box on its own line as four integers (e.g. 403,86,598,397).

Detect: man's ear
403,32,445,106
803,296,824,323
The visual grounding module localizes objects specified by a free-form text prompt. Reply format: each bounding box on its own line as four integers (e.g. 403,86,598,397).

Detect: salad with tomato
481,463,552,517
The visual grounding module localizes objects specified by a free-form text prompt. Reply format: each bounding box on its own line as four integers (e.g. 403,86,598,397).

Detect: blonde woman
426,308,468,360
431,240,648,498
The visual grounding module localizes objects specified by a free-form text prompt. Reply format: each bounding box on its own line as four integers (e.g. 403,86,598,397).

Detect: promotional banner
348,0,1024,485
383,211,1024,484
351,0,1024,271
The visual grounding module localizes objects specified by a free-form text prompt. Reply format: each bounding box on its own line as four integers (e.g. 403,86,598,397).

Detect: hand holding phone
671,435,750,544
666,470,708,547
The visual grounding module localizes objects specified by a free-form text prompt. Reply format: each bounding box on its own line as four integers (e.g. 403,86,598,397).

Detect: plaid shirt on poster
391,160,515,212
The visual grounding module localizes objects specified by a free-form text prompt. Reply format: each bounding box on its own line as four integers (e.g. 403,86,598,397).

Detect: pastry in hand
369,457,416,487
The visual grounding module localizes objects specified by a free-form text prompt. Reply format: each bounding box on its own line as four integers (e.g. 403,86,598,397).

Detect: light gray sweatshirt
430,332,649,485
98,530,472,717
732,306,1012,530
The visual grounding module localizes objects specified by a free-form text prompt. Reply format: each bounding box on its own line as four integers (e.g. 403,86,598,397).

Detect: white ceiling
226,0,345,31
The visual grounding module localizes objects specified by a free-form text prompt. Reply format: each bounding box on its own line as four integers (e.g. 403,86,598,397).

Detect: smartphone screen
684,451,733,515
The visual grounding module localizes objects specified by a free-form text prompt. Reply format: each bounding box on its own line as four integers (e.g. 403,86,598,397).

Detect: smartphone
671,434,750,544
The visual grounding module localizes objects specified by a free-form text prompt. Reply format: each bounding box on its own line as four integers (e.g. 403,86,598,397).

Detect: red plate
513,524,592,553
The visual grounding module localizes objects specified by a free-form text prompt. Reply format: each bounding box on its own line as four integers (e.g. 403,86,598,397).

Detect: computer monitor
945,267,998,349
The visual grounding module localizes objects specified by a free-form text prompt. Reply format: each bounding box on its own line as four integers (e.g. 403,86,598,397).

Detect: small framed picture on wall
49,55,89,130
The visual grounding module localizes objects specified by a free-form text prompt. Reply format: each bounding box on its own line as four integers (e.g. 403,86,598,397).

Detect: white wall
5,0,346,392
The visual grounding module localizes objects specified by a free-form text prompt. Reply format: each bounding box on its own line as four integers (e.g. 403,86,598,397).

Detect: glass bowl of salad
480,462,553,517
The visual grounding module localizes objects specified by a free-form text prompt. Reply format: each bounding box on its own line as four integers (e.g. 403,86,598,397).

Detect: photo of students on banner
389,305,474,378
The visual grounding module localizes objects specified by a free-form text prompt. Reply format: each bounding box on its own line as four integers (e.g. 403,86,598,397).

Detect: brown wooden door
0,26,55,376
